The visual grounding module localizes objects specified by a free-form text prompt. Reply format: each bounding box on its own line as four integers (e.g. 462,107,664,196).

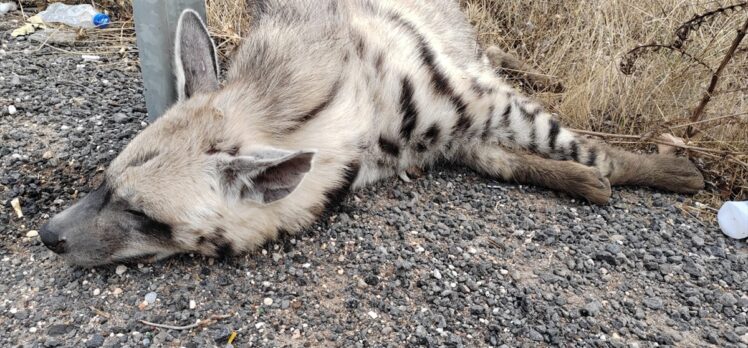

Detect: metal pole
133,0,207,121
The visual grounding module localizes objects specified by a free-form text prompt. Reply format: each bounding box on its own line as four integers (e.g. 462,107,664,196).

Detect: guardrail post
133,0,207,121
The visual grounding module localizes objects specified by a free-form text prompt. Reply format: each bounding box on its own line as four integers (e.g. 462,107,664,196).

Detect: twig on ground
89,306,112,319
139,314,233,331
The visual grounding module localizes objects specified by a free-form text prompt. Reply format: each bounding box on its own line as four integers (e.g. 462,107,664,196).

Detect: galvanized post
132,0,207,121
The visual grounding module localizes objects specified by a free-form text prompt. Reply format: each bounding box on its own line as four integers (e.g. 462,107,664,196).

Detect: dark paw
655,156,704,194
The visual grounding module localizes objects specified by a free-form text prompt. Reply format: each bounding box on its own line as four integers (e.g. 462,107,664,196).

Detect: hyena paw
575,167,612,205
653,155,704,194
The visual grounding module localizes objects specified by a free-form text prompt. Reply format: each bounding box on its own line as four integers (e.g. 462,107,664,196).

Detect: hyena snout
39,223,67,254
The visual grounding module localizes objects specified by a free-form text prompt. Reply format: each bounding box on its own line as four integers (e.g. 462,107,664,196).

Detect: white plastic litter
38,3,98,28
718,201,748,239
0,2,18,16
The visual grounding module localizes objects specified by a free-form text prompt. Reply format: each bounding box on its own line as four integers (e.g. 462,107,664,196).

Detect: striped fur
41,0,703,266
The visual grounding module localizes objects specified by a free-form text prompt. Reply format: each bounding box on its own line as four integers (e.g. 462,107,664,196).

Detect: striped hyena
39,0,703,266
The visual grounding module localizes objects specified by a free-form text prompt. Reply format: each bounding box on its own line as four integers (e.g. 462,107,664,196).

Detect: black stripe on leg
586,148,598,166
322,162,361,212
528,126,537,152
399,77,419,141
452,110,472,137
424,123,441,144
378,136,400,157
481,105,495,141
548,119,561,151
501,103,512,128
520,106,538,122
569,141,580,162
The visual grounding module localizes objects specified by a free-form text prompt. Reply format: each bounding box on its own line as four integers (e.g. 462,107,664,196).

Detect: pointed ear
174,9,219,101
218,149,316,204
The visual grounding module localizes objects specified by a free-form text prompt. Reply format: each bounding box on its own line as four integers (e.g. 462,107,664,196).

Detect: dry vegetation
461,0,747,214
17,0,748,214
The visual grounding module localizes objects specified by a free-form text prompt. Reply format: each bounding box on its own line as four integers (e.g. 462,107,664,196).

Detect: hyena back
39,0,703,266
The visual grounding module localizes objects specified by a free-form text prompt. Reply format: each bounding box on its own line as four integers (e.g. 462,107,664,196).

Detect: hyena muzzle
39,0,704,266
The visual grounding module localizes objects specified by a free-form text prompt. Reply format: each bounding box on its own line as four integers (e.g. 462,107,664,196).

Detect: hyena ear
218,149,316,204
174,9,219,101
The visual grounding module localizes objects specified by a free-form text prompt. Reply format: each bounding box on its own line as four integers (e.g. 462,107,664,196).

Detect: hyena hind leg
605,145,704,193
484,46,564,93
462,144,612,204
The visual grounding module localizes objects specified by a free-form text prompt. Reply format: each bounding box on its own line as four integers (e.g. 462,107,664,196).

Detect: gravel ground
2,17,748,348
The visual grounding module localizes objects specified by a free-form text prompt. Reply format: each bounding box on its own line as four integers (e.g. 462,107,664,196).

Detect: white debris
189,300,196,309
8,105,17,115
11,198,23,218
432,269,442,280
367,311,378,319
144,292,157,305
26,230,38,238
93,288,100,296
0,2,18,16
263,297,273,306
82,55,100,61
115,265,127,275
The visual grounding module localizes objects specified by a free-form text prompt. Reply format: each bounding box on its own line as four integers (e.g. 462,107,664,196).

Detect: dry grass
460,0,747,214
28,0,748,214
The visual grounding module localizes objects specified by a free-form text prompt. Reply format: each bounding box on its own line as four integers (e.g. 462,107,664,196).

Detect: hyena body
40,0,703,266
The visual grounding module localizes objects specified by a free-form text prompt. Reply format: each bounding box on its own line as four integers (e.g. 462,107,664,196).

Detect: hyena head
39,10,315,266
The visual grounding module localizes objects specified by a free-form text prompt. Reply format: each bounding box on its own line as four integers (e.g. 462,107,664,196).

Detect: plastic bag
38,3,99,28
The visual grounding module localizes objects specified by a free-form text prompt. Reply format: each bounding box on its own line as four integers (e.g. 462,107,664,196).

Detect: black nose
39,224,67,254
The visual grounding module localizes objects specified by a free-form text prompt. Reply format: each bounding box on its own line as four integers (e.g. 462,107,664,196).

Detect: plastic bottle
38,3,110,29
718,201,748,239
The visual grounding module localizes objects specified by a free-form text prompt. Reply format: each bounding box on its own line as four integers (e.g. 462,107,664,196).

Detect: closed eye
125,209,148,218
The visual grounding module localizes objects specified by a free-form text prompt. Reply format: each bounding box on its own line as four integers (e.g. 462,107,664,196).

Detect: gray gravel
2,16,748,348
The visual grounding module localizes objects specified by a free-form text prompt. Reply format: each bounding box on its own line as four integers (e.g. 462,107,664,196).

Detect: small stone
263,297,273,306
368,311,378,319
26,230,38,238
8,105,17,115
113,113,129,123
115,265,127,275
144,292,157,304
86,334,104,348
92,288,100,296
112,288,123,296
741,333,748,345
42,151,54,160
643,297,664,310
47,324,74,336
584,301,602,316
528,329,544,341
433,269,442,280
29,29,78,46
255,322,264,329
189,300,196,309
720,293,738,307
691,236,705,247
